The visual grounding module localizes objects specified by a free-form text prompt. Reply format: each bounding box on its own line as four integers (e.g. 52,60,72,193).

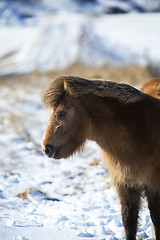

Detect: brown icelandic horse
42,76,160,240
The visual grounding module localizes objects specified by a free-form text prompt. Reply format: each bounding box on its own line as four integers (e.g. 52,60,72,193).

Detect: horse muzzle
42,144,61,159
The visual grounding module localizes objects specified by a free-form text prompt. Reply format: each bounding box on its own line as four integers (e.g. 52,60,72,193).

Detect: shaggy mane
43,75,145,108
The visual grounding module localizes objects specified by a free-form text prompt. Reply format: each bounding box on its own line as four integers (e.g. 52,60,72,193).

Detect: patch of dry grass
0,63,154,88
16,188,60,202
44,63,153,86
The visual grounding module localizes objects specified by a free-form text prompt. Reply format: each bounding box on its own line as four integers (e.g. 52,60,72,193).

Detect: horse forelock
43,76,66,108
43,75,90,108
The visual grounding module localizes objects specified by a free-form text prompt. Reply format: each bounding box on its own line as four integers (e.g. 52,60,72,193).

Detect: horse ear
64,76,95,97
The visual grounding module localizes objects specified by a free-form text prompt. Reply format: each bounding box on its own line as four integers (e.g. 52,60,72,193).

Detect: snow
0,76,155,239
0,226,79,240
0,9,160,75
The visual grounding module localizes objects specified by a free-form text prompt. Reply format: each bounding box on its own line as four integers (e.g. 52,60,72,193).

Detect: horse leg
145,187,160,240
117,184,141,240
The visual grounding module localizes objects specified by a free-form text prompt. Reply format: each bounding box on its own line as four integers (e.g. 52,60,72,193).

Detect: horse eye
58,111,66,118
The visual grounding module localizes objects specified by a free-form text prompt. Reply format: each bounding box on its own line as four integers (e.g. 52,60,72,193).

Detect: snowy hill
1,0,160,25
0,0,160,75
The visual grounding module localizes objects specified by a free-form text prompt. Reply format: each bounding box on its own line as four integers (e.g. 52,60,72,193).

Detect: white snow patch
0,12,160,75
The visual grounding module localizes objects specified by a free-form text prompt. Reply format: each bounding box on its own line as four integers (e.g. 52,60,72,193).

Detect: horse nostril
44,144,53,157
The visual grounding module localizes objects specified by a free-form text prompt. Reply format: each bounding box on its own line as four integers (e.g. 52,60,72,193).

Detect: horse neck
81,94,122,144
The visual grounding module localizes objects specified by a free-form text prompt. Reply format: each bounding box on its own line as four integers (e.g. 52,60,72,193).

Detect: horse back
141,78,160,99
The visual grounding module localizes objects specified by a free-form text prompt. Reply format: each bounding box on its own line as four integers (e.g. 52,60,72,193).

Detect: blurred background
0,1,160,239
0,0,160,83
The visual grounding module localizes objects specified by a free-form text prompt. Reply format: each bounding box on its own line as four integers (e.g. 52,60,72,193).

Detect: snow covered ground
0,76,155,239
